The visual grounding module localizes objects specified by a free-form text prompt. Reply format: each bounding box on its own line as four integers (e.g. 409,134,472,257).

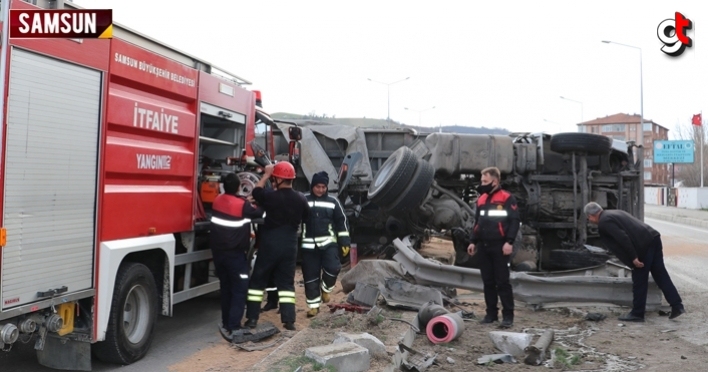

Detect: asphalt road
3,217,708,371
0,292,224,372
644,217,708,346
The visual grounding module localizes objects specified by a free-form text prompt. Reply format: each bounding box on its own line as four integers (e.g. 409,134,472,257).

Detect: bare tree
674,119,707,187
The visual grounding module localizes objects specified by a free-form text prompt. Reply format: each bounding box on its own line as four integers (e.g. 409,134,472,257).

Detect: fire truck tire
368,146,418,207
94,262,158,365
384,159,434,214
549,132,612,155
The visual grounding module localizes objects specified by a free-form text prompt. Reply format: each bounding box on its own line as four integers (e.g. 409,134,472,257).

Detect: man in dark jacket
584,202,685,322
210,173,264,341
467,167,520,328
244,162,309,331
301,171,350,317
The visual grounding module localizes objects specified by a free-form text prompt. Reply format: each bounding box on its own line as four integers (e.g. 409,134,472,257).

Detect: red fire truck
0,0,274,369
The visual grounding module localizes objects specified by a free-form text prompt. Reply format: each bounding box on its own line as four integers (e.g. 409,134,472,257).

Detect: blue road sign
653,140,694,164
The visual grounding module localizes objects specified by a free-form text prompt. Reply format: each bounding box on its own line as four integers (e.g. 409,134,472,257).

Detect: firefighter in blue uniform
244,162,309,331
301,171,351,317
467,166,520,329
210,173,264,341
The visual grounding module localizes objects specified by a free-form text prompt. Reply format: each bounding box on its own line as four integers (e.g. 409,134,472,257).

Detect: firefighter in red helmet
244,161,309,331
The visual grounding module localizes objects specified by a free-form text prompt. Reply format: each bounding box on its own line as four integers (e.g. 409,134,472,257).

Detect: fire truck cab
0,0,266,369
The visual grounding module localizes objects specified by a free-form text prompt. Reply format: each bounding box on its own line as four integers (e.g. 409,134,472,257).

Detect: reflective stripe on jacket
210,193,263,251
301,193,350,249
470,188,521,245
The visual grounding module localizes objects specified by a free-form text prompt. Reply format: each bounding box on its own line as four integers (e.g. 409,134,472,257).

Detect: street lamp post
367,77,410,122
405,106,436,126
602,40,643,145
559,96,584,129
603,40,645,218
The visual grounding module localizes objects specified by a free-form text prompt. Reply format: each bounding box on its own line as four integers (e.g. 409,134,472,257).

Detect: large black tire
384,159,435,214
94,262,159,365
550,132,613,155
544,249,610,270
367,146,418,206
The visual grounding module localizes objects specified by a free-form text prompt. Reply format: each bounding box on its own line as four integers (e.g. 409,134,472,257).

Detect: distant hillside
271,112,509,135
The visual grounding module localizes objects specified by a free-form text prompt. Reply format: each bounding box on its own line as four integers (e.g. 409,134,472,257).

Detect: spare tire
550,132,612,155
368,146,418,206
384,159,435,214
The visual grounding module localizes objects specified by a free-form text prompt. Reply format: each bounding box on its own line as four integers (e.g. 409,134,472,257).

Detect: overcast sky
81,0,705,137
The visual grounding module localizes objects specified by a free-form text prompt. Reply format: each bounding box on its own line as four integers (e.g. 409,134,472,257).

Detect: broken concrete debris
305,342,370,372
333,332,386,357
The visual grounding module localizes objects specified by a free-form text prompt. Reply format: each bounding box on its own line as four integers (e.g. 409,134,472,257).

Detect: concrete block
333,332,386,357
305,342,370,372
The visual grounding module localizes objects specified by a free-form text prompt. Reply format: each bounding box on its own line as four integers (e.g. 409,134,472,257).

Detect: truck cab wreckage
261,120,661,308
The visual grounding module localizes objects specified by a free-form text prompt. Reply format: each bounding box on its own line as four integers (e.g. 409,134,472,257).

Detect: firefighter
467,166,520,329
210,173,264,341
244,162,309,331
250,225,279,312
301,171,350,317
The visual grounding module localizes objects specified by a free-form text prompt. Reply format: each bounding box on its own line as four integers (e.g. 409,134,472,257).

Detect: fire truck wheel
384,159,435,214
94,262,158,365
237,172,268,197
367,146,418,207
549,132,613,155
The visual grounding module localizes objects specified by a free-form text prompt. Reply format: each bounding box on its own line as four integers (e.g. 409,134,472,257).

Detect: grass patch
309,317,325,329
553,347,581,368
331,315,350,328
273,355,336,372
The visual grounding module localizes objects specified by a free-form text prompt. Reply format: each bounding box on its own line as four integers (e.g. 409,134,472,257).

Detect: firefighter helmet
272,161,296,179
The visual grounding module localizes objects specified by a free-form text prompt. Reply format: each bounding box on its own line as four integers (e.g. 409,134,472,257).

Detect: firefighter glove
341,245,350,257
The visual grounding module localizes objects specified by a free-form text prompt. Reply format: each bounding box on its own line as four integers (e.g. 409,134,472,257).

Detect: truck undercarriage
266,121,644,273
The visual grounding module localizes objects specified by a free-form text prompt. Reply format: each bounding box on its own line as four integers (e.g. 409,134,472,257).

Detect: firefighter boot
262,301,279,312
321,291,331,304
244,319,258,329
306,308,319,318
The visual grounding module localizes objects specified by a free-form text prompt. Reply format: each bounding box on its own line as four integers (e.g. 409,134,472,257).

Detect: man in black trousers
467,167,520,328
210,173,264,341
584,202,685,322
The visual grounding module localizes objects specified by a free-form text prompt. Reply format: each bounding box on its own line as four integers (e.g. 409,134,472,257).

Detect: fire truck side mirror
288,126,302,141
289,141,301,168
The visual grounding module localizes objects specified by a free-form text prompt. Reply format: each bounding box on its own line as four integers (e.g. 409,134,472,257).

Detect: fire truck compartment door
2,48,101,310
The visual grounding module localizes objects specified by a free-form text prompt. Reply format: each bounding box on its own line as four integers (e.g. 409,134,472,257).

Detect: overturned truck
263,121,643,272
